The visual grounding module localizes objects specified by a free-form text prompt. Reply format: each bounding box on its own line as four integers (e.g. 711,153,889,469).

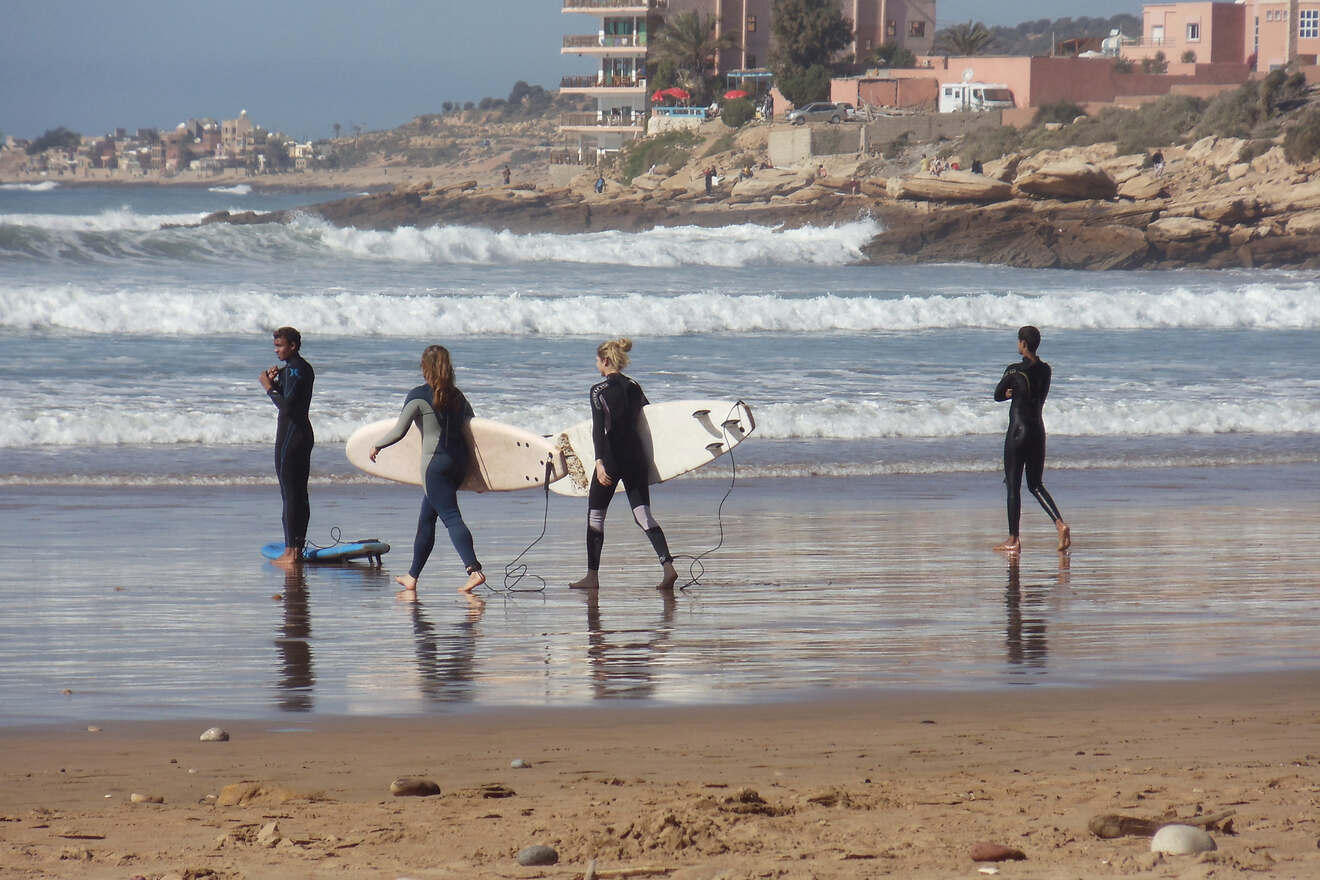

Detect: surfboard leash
490,459,556,595
671,399,749,591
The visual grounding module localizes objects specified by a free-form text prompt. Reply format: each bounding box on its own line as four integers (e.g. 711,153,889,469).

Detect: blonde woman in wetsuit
371,345,485,599
569,338,679,591
993,325,1071,554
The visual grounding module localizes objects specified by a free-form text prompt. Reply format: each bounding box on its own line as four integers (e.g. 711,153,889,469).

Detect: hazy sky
2,0,1139,140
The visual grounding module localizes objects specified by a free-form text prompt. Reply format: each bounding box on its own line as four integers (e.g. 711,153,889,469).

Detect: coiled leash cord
488,459,556,594
668,399,748,591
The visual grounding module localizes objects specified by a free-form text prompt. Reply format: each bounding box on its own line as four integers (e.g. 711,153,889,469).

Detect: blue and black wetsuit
994,357,1063,538
585,372,671,572
267,353,314,551
375,385,481,579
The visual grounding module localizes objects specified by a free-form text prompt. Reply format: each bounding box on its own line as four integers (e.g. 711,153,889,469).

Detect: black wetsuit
267,353,314,551
994,356,1063,538
585,372,672,571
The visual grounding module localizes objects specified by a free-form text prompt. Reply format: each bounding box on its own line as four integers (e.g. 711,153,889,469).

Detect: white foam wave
4,397,1316,449
0,181,60,192
208,184,252,195
0,208,208,232
304,217,880,268
5,282,1319,336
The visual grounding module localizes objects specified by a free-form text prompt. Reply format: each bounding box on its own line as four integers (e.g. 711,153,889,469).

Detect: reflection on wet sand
274,566,313,712
409,595,485,703
583,588,677,699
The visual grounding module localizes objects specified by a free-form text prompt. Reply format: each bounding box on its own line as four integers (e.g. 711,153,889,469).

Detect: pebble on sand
1151,824,1217,855
390,777,441,797
129,793,164,804
511,758,531,769
970,842,1027,862
517,844,559,866
86,726,101,733
199,727,229,742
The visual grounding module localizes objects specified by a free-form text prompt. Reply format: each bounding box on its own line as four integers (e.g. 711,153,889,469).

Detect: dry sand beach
2,676,1319,880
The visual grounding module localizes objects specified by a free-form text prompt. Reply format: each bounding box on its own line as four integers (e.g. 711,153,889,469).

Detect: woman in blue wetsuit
569,338,679,591
371,345,485,599
994,325,1071,554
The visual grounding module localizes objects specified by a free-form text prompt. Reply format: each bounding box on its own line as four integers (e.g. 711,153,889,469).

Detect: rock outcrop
1013,161,1118,201
887,171,1012,203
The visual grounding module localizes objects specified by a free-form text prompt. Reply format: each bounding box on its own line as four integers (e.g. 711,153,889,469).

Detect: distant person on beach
993,325,1070,554
595,174,605,194
502,165,511,185
259,326,315,566
569,338,678,592
371,345,485,600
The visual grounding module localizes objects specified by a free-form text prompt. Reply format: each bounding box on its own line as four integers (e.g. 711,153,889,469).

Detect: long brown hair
420,345,462,412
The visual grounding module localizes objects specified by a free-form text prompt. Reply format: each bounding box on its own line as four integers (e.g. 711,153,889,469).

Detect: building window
1186,22,1200,42
746,14,756,32
887,19,896,37
909,20,925,38
1302,9,1319,37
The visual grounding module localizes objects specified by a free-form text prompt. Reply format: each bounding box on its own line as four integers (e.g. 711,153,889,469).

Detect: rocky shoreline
195,133,1320,271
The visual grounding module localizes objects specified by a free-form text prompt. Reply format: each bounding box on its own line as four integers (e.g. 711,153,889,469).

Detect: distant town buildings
3,109,316,179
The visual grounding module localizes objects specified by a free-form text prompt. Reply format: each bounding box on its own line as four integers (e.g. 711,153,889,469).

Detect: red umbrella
724,89,750,99
662,87,690,99
650,89,667,102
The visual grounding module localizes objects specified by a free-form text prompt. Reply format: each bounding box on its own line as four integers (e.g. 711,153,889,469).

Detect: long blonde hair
596,337,633,371
420,345,462,412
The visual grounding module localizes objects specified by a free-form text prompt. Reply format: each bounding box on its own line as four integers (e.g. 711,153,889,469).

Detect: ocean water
2,183,1318,724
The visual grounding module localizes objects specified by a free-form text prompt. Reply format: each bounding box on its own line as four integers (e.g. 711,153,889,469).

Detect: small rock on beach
1151,824,1217,854
517,844,558,866
390,777,441,797
510,758,531,769
970,842,1028,862
199,727,229,742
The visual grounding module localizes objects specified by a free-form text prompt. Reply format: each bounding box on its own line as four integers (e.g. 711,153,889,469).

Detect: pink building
1248,0,1320,69
1125,1,1247,64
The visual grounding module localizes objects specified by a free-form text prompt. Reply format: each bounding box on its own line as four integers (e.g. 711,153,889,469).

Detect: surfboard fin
692,408,711,418
705,442,724,454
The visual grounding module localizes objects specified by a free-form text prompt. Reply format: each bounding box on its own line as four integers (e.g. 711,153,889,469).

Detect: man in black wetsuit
259,326,314,565
994,325,1070,554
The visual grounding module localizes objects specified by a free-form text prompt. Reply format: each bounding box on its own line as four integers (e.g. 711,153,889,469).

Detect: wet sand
3,467,1319,876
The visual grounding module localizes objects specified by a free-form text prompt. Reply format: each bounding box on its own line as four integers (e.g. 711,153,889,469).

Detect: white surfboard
550,399,755,497
346,417,566,492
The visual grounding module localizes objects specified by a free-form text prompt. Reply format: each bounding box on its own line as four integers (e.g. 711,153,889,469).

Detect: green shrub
615,129,701,183
721,98,755,128
1140,51,1168,74
1284,107,1320,162
1181,49,1197,63
882,130,911,159
1238,139,1274,163
702,130,737,157
1112,57,1134,73
957,124,1024,164
1193,70,1308,139
1033,101,1087,126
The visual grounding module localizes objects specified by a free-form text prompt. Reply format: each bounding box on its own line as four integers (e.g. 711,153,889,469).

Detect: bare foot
993,537,1021,554
394,574,418,591
657,562,678,591
1056,521,1071,552
459,569,485,594
569,572,599,590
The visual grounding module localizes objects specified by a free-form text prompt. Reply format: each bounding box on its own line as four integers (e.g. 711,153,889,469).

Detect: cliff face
200,134,1320,271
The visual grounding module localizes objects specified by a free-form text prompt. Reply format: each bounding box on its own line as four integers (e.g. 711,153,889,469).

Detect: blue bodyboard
261,540,390,563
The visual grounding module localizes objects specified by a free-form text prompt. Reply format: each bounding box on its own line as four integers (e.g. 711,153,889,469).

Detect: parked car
835,102,859,121
786,102,842,125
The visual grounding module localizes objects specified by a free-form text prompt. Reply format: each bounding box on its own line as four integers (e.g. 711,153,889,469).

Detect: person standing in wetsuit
569,338,679,591
260,326,314,566
371,345,484,600
993,325,1070,554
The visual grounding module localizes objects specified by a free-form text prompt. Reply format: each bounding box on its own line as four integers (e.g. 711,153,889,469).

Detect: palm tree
933,20,994,56
650,11,738,97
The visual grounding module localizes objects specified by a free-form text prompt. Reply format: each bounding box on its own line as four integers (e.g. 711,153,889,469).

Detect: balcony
560,111,646,131
562,0,664,12
560,75,647,92
562,34,647,53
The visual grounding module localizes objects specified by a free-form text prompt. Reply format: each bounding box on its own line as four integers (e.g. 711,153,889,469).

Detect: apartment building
1132,0,1320,70
559,0,935,159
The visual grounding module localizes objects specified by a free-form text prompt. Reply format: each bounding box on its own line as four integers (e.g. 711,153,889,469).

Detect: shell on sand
1151,824,1217,854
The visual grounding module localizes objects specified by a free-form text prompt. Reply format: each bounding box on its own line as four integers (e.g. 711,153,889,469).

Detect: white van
938,83,1015,113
